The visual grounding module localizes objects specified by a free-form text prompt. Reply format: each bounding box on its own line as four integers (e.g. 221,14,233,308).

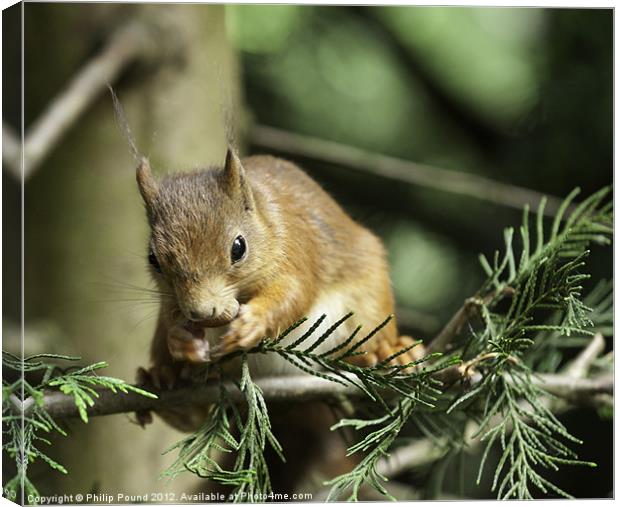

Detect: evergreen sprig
255,314,453,409
473,367,596,500
163,358,285,502
325,397,417,501
163,316,447,499
46,361,155,423
230,358,285,500
433,187,612,499
322,187,611,501
2,352,156,503
525,278,613,374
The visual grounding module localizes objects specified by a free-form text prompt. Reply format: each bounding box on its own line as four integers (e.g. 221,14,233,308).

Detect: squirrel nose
188,307,216,322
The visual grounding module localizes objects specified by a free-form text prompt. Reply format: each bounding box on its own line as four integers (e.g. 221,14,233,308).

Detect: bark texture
24,4,241,497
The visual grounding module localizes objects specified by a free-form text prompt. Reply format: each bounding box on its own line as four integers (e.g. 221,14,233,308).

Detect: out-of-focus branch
250,125,566,216
3,21,154,180
565,332,606,378
534,373,612,398
376,437,447,477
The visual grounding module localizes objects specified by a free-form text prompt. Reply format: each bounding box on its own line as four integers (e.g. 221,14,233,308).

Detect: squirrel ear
136,157,158,207
224,147,254,211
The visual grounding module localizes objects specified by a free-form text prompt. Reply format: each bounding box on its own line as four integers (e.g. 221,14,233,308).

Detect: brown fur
135,149,423,486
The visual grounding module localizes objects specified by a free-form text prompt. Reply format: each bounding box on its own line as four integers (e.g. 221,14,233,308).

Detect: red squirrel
135,148,423,431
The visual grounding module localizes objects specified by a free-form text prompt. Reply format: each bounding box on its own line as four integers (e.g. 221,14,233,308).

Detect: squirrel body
137,149,420,430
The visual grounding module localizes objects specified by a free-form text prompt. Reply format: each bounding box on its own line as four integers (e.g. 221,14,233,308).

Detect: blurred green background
228,5,612,332
3,4,612,501
227,6,613,498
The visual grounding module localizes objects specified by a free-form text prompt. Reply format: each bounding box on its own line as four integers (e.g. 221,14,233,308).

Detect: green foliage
526,278,613,374
325,398,417,501
476,187,612,346
4,186,612,502
163,314,447,500
47,361,155,423
162,378,249,486
163,359,284,501
473,370,595,500
2,353,156,503
161,189,611,502
233,358,285,497
257,314,453,407
431,187,613,499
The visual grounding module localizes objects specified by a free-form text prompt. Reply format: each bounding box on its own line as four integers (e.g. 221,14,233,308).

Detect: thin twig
536,373,613,399
21,369,612,421
250,125,566,216
5,22,153,180
425,299,475,355
564,332,605,379
376,437,447,477
426,288,514,354
372,336,612,480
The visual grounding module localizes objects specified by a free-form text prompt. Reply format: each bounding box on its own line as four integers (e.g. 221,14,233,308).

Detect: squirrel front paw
167,323,210,363
211,305,267,359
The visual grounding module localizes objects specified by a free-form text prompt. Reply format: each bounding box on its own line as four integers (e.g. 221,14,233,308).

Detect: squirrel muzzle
176,287,240,328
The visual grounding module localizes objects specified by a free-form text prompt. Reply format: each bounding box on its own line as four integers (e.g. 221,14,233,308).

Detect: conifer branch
564,332,605,379
15,368,610,422
426,288,514,354
4,186,611,502
324,187,612,501
2,353,156,502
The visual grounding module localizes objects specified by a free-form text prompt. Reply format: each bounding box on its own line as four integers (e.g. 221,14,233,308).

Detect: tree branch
376,333,612,479
533,373,612,398
564,332,606,379
376,437,447,477
37,374,361,420
250,125,566,217
426,287,514,354
23,368,612,422
4,21,154,180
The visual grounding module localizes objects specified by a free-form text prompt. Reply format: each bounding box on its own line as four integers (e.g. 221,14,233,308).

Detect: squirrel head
137,147,268,326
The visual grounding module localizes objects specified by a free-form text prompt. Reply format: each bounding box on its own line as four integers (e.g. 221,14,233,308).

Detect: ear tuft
136,157,158,206
223,146,254,210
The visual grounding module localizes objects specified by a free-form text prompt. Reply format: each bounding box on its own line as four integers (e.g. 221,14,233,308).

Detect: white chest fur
203,291,351,378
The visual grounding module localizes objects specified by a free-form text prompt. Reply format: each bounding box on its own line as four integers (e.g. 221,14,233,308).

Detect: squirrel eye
231,235,246,263
148,250,162,273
